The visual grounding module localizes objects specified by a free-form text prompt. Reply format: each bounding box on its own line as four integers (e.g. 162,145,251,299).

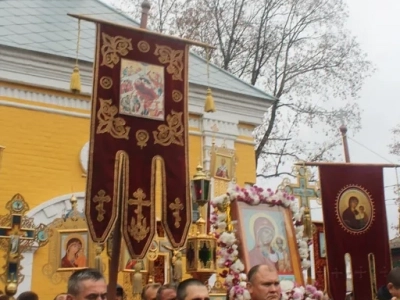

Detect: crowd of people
2,264,400,300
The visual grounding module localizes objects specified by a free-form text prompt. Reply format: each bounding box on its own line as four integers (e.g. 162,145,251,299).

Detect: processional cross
0,194,48,298
280,165,320,284
282,165,320,238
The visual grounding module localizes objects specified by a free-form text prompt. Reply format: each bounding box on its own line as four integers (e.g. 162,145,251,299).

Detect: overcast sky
106,0,400,238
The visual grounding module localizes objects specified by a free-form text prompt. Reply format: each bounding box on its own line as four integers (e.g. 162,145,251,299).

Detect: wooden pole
340,125,351,163
107,154,124,300
140,0,151,29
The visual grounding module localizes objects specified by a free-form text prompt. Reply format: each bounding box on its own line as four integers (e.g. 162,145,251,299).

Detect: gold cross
127,188,151,242
93,190,111,222
169,198,184,228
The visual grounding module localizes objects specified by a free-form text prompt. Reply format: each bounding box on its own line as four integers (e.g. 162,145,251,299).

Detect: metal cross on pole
0,194,48,299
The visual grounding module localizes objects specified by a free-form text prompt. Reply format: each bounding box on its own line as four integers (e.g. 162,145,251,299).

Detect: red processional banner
319,164,391,300
312,222,327,291
85,22,192,258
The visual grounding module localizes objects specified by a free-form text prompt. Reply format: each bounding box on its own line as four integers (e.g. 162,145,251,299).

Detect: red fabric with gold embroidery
319,165,391,300
85,22,191,258
312,222,327,291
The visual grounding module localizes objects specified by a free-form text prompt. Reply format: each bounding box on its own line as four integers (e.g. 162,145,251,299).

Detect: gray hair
67,268,105,296
156,283,177,300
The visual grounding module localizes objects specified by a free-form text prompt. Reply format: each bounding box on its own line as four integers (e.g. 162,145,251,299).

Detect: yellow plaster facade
0,81,257,299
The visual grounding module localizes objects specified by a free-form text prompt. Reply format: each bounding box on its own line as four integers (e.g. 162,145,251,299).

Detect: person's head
359,206,365,212
387,267,400,298
176,279,209,300
116,284,124,300
221,159,226,166
156,284,177,300
54,294,67,300
247,264,281,300
17,292,39,300
142,283,161,300
66,268,107,300
349,197,359,209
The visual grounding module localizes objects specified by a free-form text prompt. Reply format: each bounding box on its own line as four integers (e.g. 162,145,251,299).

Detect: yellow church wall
0,103,89,211
234,142,256,186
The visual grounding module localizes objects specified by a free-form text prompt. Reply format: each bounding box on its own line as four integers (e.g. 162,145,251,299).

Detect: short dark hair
53,294,67,300
156,284,177,300
16,292,39,300
141,283,161,300
177,279,205,300
388,267,400,288
67,268,105,296
247,264,277,283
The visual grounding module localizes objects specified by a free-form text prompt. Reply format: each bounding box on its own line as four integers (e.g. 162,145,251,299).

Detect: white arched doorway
18,192,86,295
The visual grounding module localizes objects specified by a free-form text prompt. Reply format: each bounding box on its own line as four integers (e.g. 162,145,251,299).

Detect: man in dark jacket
378,267,400,300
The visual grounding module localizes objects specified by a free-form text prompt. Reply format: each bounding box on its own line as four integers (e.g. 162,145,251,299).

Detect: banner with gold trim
86,22,192,258
319,164,391,300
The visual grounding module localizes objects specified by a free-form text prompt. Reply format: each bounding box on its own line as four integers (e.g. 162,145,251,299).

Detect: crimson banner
312,222,327,291
319,164,391,300
85,22,192,258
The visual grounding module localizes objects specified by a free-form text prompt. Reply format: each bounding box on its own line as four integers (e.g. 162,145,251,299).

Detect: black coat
377,285,392,300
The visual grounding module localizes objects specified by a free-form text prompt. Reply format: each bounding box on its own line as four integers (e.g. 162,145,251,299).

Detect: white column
17,245,39,296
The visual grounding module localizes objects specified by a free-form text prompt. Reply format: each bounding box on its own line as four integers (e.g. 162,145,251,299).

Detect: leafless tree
111,0,180,33
112,0,374,179
389,125,400,158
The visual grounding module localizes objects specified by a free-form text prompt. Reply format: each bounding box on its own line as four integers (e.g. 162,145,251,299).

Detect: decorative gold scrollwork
172,90,183,102
135,130,149,149
99,76,113,89
169,198,184,228
93,190,111,222
96,99,130,140
153,111,184,146
138,41,150,53
154,45,184,81
101,33,133,68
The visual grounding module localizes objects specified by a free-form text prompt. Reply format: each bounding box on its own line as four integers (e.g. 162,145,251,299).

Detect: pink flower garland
211,184,322,300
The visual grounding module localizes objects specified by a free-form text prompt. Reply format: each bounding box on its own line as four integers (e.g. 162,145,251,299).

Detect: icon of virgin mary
248,217,279,269
60,234,87,268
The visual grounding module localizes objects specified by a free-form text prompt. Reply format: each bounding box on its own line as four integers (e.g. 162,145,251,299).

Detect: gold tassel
204,88,216,113
204,48,216,113
70,19,82,93
70,66,81,93
95,244,103,274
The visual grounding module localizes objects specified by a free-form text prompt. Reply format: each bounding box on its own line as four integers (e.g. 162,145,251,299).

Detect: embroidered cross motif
169,198,184,228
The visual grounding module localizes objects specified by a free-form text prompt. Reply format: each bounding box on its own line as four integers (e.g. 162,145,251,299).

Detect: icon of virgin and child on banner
231,201,304,284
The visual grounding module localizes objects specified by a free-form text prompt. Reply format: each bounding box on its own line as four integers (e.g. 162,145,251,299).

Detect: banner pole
107,153,125,300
